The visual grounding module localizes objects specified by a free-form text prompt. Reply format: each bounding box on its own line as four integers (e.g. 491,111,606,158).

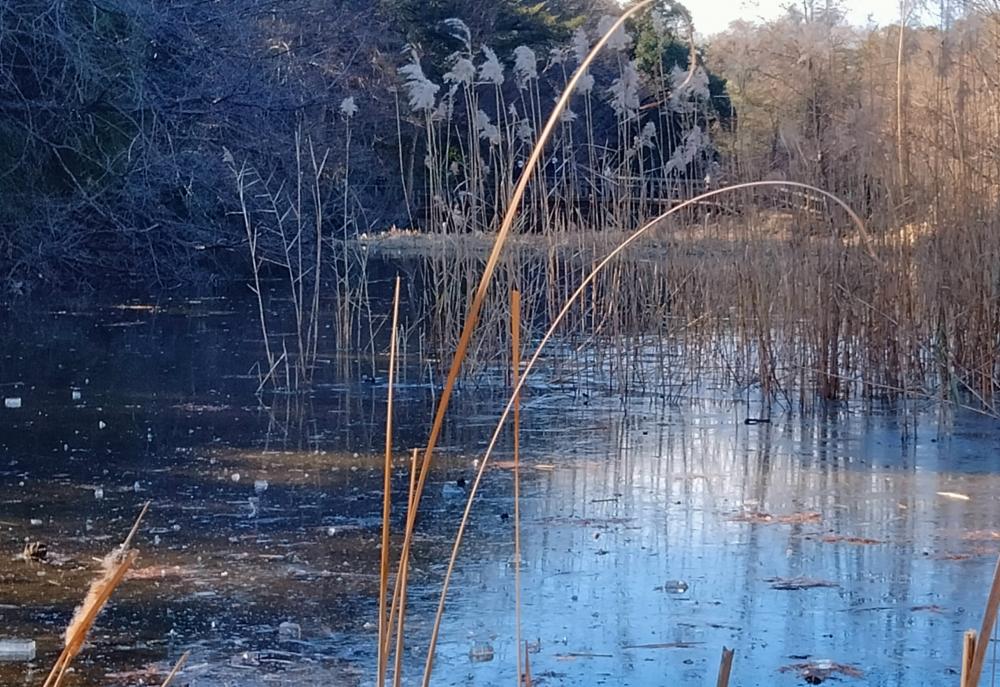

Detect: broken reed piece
968,553,1000,686
716,646,735,687
160,651,190,687
961,630,976,687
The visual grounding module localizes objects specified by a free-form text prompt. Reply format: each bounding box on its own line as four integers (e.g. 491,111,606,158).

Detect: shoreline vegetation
4,0,998,413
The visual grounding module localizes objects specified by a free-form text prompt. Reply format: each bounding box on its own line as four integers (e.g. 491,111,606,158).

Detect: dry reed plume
42,502,149,687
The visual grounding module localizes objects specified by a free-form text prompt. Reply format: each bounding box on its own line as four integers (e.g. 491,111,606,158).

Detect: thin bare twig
160,651,191,687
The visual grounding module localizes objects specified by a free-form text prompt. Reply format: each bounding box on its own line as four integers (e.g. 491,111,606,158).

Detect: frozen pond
1,297,999,686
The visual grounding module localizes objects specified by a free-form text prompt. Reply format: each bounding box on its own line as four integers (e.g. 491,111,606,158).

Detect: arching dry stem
421,179,874,683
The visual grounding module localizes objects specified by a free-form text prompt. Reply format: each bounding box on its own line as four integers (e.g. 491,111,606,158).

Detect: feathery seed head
339,96,358,118
479,46,505,85
513,45,538,88
400,51,440,112
598,16,632,52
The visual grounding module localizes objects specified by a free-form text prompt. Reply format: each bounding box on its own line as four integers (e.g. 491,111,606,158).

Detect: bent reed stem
421,179,873,684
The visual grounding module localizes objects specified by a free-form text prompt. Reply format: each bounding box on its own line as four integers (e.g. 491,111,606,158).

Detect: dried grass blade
969,553,1000,685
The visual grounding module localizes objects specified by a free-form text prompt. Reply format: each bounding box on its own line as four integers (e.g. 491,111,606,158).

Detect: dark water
1,296,999,686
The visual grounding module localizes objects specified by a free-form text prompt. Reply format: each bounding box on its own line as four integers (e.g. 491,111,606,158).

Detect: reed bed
363,198,997,420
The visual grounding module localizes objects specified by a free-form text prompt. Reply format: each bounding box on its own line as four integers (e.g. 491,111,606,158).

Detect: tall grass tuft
510,288,523,686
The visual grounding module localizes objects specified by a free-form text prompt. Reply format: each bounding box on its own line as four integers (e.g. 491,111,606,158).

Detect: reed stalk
716,647,735,687
43,552,137,687
522,641,532,687
377,276,402,687
381,533,406,677
43,503,149,687
119,500,151,557
392,448,419,687
968,554,1000,686
511,288,523,687
961,630,977,687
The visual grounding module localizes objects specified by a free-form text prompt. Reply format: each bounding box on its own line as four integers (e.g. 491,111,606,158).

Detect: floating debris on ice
766,577,838,591
780,659,863,683
662,580,689,594
819,535,882,545
278,621,302,640
0,639,36,662
730,510,822,525
469,643,495,662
